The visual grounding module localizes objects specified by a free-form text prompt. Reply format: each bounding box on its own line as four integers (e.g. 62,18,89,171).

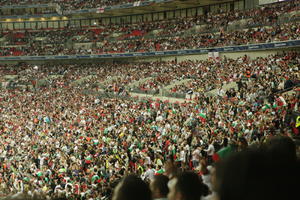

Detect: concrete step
126,76,153,89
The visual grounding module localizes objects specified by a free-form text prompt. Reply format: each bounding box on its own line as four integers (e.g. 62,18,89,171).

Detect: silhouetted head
216,148,299,200
150,175,169,199
112,174,151,200
264,136,297,163
168,171,204,200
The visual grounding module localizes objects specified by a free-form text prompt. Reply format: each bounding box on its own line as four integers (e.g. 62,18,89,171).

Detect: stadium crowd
0,52,299,199
169,52,300,95
0,0,146,10
0,1,299,200
1,0,300,56
0,0,299,15
1,20,300,56
1,1,300,56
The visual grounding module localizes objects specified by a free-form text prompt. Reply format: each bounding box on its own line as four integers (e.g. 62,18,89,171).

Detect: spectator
112,175,152,200
168,171,206,200
215,148,299,200
263,135,297,163
150,175,169,200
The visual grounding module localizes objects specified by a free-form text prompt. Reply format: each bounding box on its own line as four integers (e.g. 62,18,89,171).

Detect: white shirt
142,168,155,181
180,150,186,162
192,149,200,161
206,144,215,156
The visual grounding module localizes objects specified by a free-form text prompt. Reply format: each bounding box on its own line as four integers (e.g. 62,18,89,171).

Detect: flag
262,104,271,111
199,113,206,119
96,7,105,13
59,168,66,173
155,169,165,175
198,113,206,123
37,171,43,177
278,96,287,106
23,177,30,182
92,175,100,182
216,145,235,160
133,1,141,7
85,156,92,164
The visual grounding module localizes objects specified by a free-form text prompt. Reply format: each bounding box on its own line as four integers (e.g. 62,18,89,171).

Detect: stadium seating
0,1,299,200
1,3,300,56
0,0,147,10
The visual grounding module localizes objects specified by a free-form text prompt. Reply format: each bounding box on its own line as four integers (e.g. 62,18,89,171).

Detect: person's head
150,175,169,199
264,136,297,163
112,174,151,200
215,148,299,200
238,137,248,150
164,160,178,179
168,171,204,200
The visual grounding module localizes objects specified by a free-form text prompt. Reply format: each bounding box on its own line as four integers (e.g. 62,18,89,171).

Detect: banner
133,1,141,7
259,0,288,5
96,7,105,13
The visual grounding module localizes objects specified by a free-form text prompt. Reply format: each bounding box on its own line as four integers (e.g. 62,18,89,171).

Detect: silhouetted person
112,174,151,200
150,175,169,200
216,147,299,200
264,136,297,163
168,171,205,200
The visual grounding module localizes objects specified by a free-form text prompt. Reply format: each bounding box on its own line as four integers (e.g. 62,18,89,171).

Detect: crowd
0,6,57,17
0,0,299,18
2,29,83,46
1,20,300,56
0,1,299,199
1,52,299,96
102,21,300,53
1,0,300,56
169,52,300,95
0,52,299,199
0,0,146,10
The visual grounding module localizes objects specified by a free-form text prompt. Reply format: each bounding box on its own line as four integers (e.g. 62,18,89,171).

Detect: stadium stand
0,0,299,200
0,0,147,10
0,0,300,56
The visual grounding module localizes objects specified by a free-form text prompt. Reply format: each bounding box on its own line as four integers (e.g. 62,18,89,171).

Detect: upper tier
0,0,299,59
1,0,300,57
0,0,173,17
0,0,149,10
0,0,296,19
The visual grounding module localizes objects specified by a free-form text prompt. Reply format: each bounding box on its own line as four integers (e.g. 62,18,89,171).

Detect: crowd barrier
1,40,300,61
